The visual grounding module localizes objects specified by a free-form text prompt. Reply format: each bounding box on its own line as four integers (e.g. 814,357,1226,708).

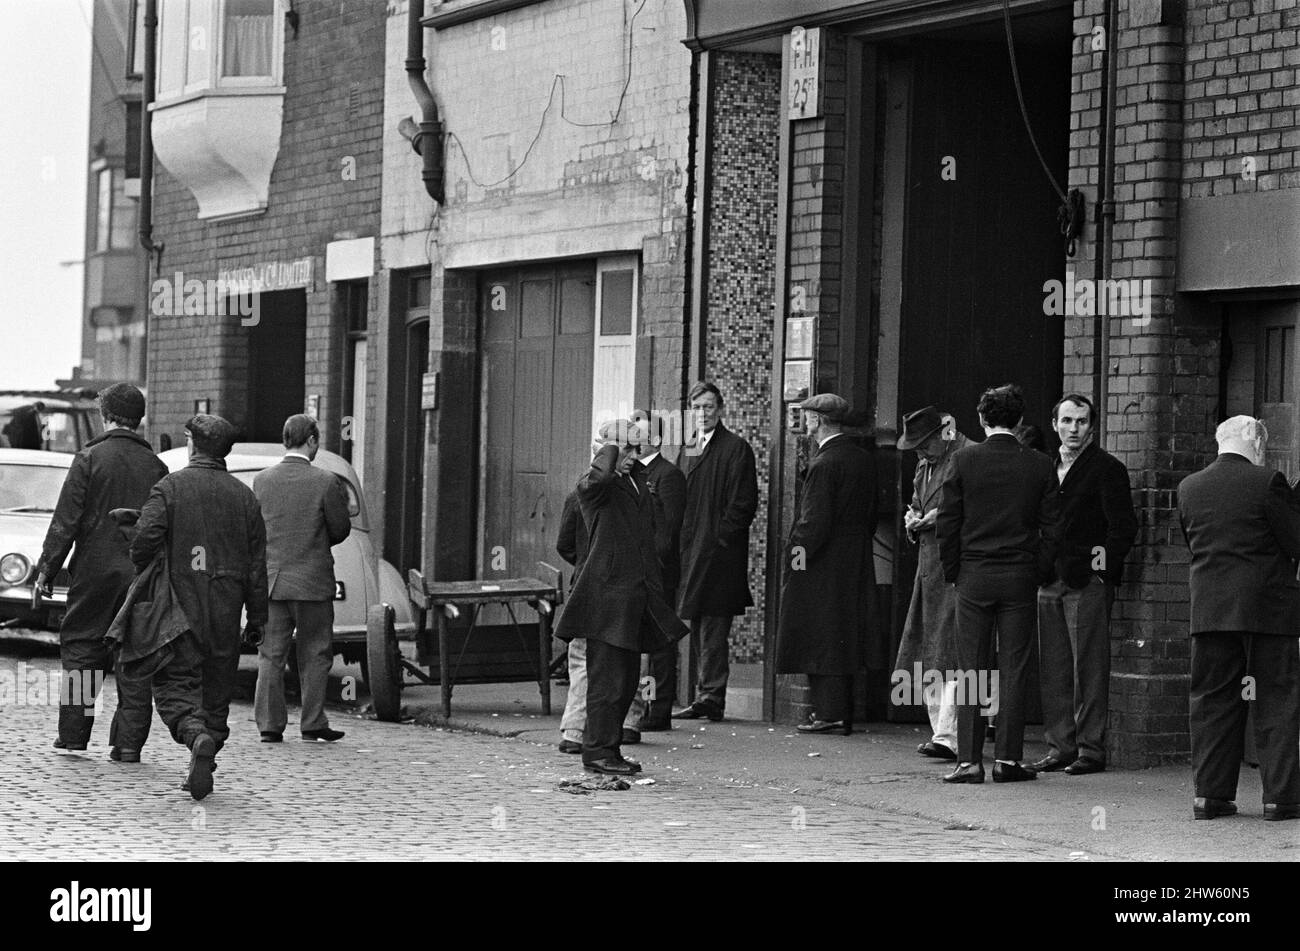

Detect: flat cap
184,413,237,459
799,393,850,422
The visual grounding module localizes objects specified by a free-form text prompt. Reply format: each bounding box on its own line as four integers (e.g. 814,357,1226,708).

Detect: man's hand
242,624,264,649
34,571,53,598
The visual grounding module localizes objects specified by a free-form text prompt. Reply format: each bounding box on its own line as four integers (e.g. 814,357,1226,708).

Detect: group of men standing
38,385,352,801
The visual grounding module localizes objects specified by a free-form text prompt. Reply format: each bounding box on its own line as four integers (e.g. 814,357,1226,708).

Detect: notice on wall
789,26,821,120
421,372,439,411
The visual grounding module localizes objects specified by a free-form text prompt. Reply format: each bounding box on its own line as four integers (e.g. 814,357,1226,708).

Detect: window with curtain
222,0,275,78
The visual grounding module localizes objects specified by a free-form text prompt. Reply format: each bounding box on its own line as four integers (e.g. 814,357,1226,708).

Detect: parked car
0,449,72,629
0,389,104,454
158,444,416,665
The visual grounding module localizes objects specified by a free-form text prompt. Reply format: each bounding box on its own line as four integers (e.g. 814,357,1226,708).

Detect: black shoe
671,701,723,721
617,756,643,773
260,731,283,743
187,733,216,801
797,719,851,736
1026,754,1074,773
943,763,985,784
302,727,344,742
583,758,638,776
992,762,1038,783
1063,757,1105,775
557,739,582,754
918,741,957,760
1264,803,1300,821
1193,797,1237,820
109,747,141,763
53,738,88,752
621,728,642,745
637,718,671,732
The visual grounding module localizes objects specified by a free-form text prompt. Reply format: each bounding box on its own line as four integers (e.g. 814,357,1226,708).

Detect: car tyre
366,602,401,722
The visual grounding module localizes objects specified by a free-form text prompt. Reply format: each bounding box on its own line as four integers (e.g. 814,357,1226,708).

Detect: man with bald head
1177,416,1300,821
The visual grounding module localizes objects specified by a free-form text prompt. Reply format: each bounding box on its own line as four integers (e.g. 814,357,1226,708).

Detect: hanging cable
1002,0,1068,203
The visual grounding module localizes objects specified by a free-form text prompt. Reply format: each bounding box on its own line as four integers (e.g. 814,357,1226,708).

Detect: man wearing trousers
252,414,352,743
1030,394,1137,775
130,414,268,800
36,383,168,758
673,382,758,721
1177,416,1300,821
937,384,1060,784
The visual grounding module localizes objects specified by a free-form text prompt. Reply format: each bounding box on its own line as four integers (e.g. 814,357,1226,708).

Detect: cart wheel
366,602,401,722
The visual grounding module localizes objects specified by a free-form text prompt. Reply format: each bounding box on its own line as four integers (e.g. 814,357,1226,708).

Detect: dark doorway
384,272,430,576
246,289,306,442
1224,300,1300,482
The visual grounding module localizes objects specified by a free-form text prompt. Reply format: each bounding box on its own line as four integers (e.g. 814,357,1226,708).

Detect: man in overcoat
252,414,351,743
937,384,1060,784
36,383,168,757
775,394,877,734
673,382,759,721
1177,415,1300,821
1029,394,1137,775
554,421,689,775
129,414,268,800
893,405,969,760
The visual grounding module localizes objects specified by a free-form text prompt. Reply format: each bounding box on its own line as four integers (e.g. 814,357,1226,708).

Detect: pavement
1,630,1296,861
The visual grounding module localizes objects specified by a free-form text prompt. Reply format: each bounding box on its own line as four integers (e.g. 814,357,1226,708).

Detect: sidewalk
248,656,1299,863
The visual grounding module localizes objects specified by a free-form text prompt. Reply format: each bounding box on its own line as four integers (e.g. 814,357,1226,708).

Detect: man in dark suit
252,415,352,743
36,383,168,758
673,382,759,721
775,394,877,734
555,420,689,775
1029,394,1137,775
624,411,687,737
130,414,268,800
937,384,1060,784
1177,416,1300,821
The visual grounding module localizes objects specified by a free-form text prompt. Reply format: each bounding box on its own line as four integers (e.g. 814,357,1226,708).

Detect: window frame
155,0,284,103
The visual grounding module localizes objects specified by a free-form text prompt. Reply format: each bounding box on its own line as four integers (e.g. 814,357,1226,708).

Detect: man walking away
1177,416,1300,821
36,383,168,759
129,414,268,800
253,414,351,743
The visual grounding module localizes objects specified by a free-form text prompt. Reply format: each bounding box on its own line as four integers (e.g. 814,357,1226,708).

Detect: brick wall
702,51,782,662
148,1,387,444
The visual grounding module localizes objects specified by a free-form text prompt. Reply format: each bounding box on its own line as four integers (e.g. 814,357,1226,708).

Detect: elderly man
253,414,351,743
775,394,877,734
937,384,1060,784
894,405,969,760
673,382,759,721
1177,416,1300,821
129,414,268,800
555,419,688,775
1029,394,1137,776
36,383,168,757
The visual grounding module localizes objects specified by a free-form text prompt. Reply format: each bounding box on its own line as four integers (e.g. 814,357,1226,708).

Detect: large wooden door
480,264,596,584
1226,300,1300,481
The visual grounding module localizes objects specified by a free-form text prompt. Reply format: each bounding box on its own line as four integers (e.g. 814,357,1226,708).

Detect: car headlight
0,553,31,586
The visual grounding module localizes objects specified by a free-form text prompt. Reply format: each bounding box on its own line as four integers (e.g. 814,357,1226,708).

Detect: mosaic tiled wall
704,52,782,663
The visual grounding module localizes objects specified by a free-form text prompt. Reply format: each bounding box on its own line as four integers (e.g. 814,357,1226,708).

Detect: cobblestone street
0,645,1076,861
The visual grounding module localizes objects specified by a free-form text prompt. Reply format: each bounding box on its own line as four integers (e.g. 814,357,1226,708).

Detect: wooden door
1255,303,1299,482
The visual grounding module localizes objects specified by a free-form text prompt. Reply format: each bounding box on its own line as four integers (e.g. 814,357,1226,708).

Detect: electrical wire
1002,0,1068,203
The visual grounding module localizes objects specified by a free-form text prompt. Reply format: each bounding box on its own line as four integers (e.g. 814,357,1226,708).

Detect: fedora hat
897,405,945,450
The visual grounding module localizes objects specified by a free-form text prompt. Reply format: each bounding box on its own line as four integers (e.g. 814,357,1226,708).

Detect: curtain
223,14,273,77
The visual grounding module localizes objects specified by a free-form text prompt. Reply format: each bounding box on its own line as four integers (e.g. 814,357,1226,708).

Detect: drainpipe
407,0,445,203
1094,0,1119,443
138,0,163,269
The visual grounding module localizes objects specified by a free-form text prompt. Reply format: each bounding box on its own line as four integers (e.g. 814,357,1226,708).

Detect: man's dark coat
1051,441,1138,588
776,435,880,674
642,453,686,596
677,424,759,618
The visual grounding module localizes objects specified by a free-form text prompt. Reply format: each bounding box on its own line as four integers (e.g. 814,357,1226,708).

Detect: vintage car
0,449,73,629
0,390,104,454
159,444,415,666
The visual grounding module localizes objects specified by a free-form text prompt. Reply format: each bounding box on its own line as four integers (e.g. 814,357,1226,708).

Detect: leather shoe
942,763,985,784
1264,803,1300,821
260,731,283,743
993,761,1038,783
618,756,643,773
109,747,141,763
557,739,582,754
918,741,957,760
187,733,216,801
53,738,88,752
1064,757,1105,775
1026,754,1073,773
583,758,638,776
621,728,641,745
672,701,723,721
797,719,851,736
302,727,344,742
1192,797,1237,820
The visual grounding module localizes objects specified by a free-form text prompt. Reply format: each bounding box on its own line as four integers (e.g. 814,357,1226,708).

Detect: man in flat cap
130,414,268,799
37,383,169,757
775,394,878,734
893,405,970,761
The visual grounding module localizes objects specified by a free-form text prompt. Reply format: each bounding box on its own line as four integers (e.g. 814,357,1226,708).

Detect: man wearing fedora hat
775,394,878,734
894,405,970,760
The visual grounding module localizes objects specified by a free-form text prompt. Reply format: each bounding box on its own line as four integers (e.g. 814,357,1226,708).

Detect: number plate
334,581,346,601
